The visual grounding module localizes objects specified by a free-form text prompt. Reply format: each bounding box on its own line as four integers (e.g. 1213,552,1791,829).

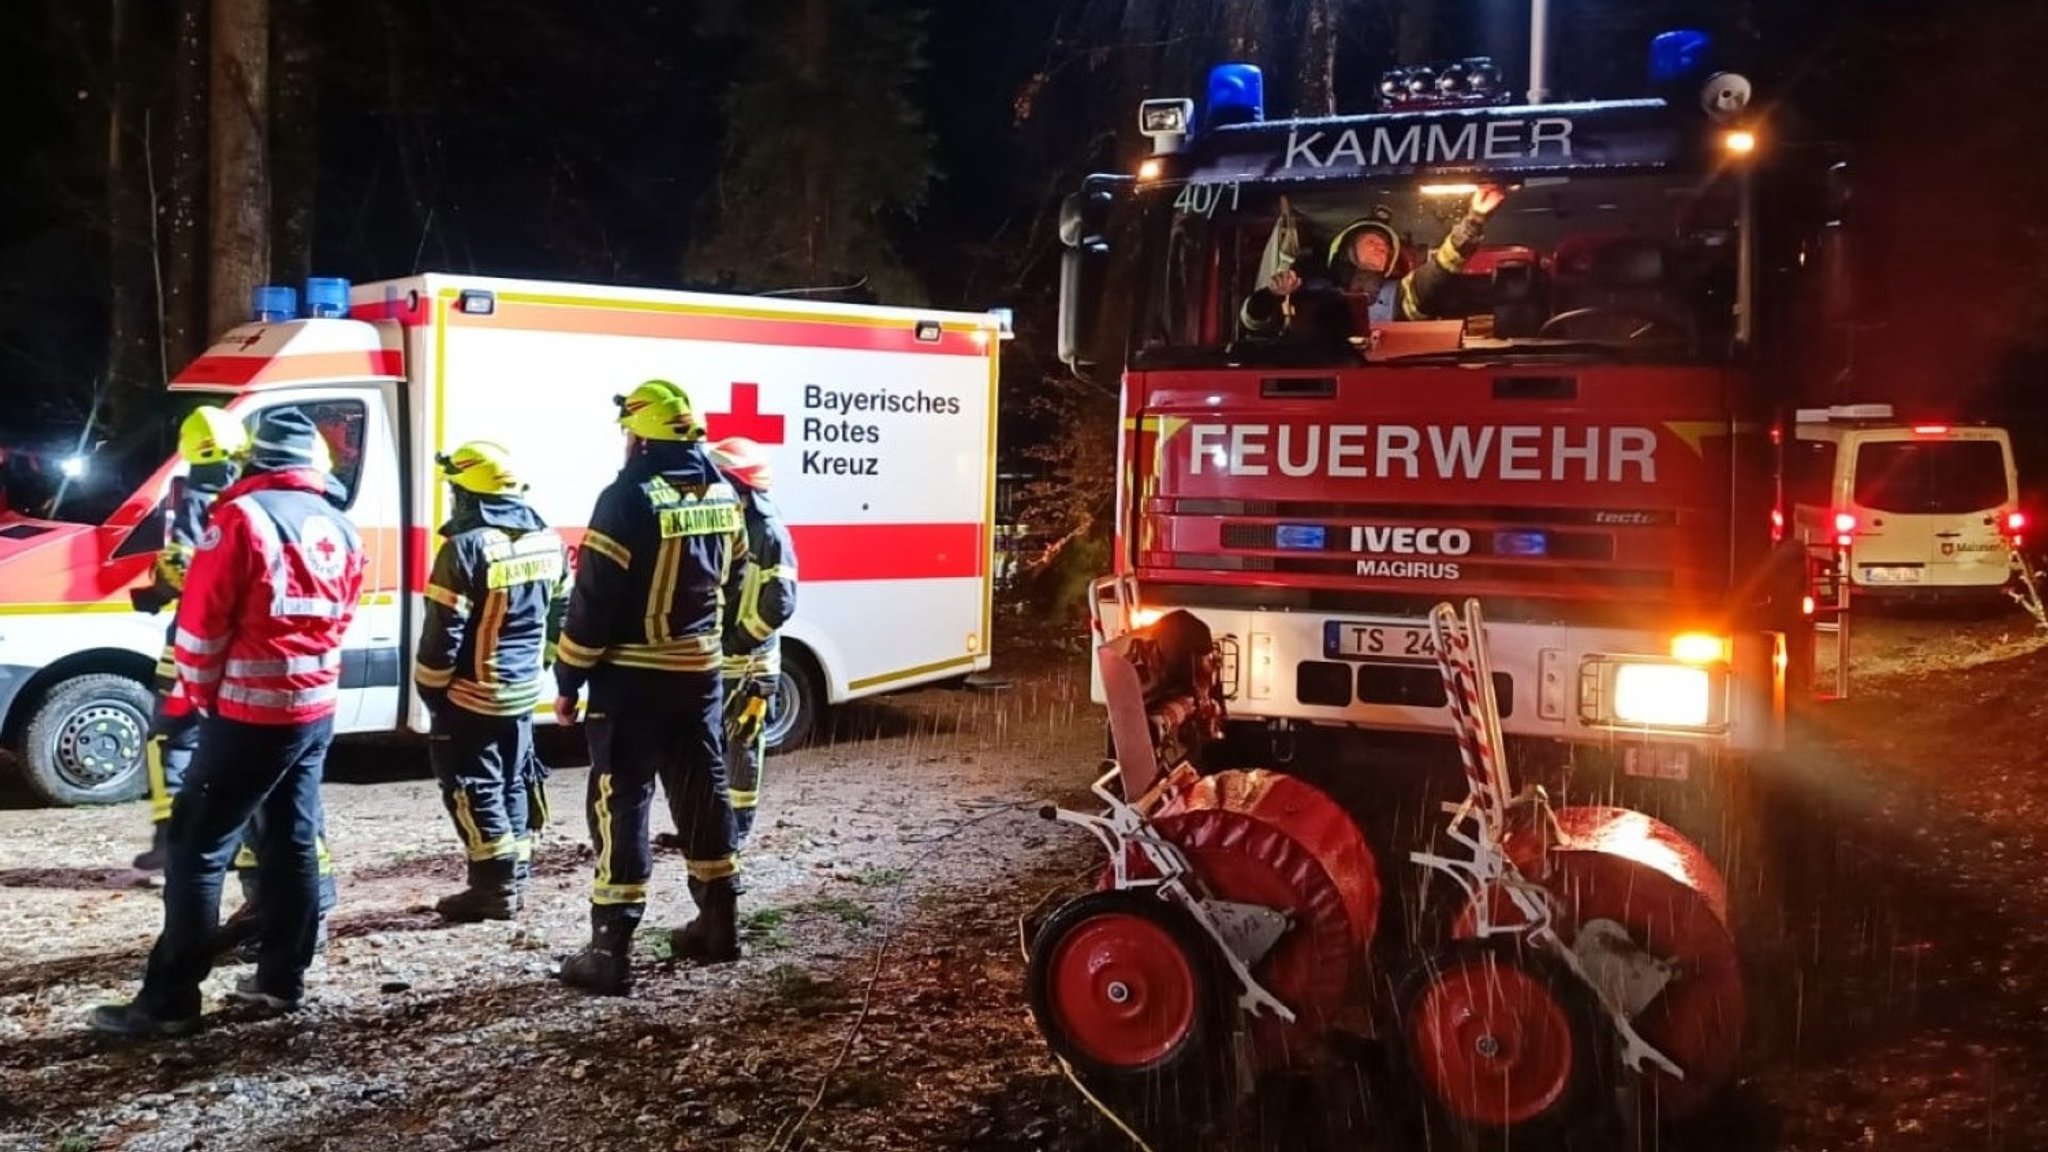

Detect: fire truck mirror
1059,247,1108,375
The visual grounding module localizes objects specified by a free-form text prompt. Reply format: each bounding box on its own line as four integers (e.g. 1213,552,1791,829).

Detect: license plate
1622,746,1692,782
1323,618,1439,663
1859,565,1922,584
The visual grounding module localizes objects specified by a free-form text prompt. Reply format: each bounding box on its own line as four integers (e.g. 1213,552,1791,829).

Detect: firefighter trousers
140,714,333,1018
427,706,533,865
724,671,771,846
145,697,201,827
584,666,736,908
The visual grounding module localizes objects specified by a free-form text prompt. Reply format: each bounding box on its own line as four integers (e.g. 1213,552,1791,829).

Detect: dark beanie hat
247,407,322,474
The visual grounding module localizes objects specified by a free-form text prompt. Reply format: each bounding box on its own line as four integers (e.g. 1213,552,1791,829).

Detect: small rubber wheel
1026,890,1222,1089
1390,937,1610,1150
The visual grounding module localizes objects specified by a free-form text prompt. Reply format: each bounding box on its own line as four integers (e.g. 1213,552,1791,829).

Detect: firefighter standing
705,436,797,848
91,407,365,1037
553,380,747,995
414,441,567,921
130,407,246,872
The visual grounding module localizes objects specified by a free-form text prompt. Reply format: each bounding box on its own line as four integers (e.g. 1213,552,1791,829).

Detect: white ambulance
0,274,1006,805
1788,403,2023,600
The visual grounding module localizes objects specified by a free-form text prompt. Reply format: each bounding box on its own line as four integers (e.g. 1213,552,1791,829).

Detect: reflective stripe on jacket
555,442,746,696
171,468,365,725
723,491,798,666
415,502,568,718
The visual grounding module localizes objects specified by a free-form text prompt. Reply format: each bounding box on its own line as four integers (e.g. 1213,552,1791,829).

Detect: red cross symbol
704,382,786,445
312,536,338,561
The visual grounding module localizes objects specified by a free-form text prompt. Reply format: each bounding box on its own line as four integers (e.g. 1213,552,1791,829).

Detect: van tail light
2006,511,2026,533
1832,510,1855,548
1769,507,1785,542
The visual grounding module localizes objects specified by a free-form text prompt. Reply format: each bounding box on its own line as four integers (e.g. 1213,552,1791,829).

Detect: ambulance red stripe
541,522,984,585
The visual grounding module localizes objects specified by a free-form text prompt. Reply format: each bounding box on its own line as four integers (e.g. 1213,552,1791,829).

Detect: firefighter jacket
171,468,366,725
554,441,746,698
414,495,568,718
1240,209,1493,338
721,491,798,680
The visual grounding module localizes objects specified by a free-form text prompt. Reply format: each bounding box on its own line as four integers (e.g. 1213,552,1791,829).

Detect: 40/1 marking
1174,181,1242,218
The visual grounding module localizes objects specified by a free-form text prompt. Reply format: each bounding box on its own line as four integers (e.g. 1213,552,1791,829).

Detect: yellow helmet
614,379,702,442
436,440,525,496
178,406,249,467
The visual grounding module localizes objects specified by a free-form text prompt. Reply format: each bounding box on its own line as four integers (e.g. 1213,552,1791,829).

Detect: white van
1789,404,2021,599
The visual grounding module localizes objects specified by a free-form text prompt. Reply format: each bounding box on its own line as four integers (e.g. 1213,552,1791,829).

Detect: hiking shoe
88,1001,199,1040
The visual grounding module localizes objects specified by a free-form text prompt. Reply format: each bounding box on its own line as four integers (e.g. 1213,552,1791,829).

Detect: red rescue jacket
171,468,365,725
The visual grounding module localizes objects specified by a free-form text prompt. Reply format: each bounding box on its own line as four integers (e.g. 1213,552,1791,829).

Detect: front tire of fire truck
14,672,155,807
762,646,823,754
1026,890,1227,1128
1388,936,1613,1152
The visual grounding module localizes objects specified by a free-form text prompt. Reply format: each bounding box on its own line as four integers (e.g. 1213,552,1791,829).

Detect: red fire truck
1063,40,1832,791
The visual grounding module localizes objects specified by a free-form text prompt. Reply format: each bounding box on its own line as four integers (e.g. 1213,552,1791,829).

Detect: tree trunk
162,0,208,372
1115,0,1167,162
106,0,160,415
270,0,317,288
208,0,269,338
1297,0,1337,116
1221,0,1262,60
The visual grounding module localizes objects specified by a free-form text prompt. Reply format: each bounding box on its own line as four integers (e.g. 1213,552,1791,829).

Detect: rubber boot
512,838,533,907
218,869,262,960
669,877,741,965
732,807,757,851
557,904,640,996
434,857,519,922
132,821,171,872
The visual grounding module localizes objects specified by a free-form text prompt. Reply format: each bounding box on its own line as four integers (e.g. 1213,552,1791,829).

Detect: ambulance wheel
15,673,154,807
1389,937,1609,1151
763,650,822,754
1025,890,1223,1111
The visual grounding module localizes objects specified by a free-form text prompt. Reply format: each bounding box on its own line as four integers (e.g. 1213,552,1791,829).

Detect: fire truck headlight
1610,663,1713,728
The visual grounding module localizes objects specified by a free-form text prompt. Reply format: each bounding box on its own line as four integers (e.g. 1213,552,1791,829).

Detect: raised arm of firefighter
1396,184,1507,321
553,482,640,724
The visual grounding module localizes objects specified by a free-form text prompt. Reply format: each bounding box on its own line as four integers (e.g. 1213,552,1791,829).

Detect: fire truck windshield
1131,169,1742,370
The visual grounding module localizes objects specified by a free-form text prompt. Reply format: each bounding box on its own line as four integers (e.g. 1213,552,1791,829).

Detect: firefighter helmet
178,406,249,467
436,440,525,496
709,437,773,491
614,379,702,442
1328,207,1403,277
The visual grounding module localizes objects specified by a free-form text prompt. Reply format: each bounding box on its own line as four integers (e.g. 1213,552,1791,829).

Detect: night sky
5,0,2048,456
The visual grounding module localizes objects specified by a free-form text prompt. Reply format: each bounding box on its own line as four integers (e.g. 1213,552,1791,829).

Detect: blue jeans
139,714,334,1017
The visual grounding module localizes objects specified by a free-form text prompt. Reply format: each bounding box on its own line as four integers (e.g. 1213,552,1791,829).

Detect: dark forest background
5,0,2048,604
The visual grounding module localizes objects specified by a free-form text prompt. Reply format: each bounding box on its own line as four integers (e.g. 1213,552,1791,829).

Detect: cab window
243,399,368,509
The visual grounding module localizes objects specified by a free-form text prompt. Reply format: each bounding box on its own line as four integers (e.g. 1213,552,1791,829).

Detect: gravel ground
0,606,2044,1152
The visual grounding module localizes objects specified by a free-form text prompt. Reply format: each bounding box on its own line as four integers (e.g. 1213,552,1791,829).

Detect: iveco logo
1351,526,1473,556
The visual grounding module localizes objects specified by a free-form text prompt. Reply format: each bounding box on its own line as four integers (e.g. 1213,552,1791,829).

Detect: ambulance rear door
1845,427,2016,590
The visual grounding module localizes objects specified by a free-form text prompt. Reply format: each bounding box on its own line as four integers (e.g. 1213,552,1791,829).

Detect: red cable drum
1112,769,1383,1070
1454,804,1745,1122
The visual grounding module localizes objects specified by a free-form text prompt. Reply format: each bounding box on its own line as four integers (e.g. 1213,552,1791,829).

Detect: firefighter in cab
552,380,748,995
129,407,246,872
414,441,568,921
705,436,797,848
93,407,365,1038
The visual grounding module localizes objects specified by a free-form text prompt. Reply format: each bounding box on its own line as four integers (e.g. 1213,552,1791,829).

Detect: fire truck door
235,387,404,732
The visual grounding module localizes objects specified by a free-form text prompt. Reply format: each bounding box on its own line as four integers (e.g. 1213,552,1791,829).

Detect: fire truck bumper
1090,604,1785,755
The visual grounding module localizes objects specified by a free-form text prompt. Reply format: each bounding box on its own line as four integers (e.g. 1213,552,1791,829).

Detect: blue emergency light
1649,30,1714,86
1492,529,1550,558
251,285,298,323
1275,524,1326,551
304,276,351,318
1205,63,1264,128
